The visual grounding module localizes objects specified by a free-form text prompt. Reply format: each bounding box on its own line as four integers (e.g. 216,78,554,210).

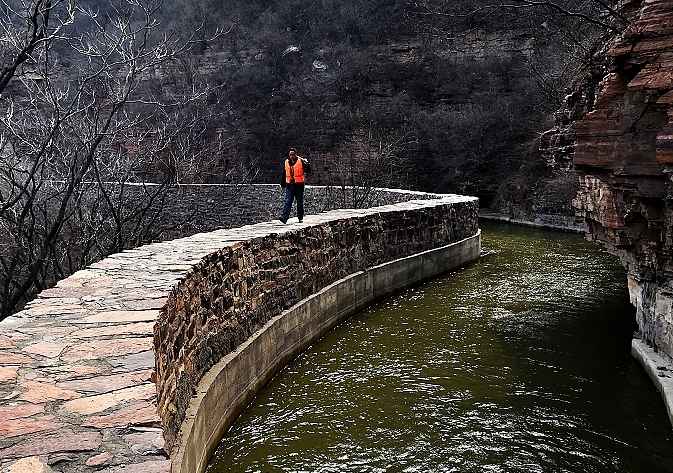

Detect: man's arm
280,164,287,188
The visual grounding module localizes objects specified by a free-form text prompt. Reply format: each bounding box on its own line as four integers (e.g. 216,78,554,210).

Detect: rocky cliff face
573,0,673,357
166,3,570,204
490,37,613,230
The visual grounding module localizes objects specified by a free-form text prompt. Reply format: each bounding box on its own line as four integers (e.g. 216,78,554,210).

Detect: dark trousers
281,184,304,221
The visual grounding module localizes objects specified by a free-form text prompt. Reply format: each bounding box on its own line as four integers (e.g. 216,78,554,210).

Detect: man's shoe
298,218,303,223
279,218,287,224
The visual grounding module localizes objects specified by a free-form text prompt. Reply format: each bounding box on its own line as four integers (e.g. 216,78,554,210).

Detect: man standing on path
280,147,311,224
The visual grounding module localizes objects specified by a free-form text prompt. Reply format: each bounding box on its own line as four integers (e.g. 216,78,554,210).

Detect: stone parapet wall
154,196,479,454
0,188,478,473
115,184,440,241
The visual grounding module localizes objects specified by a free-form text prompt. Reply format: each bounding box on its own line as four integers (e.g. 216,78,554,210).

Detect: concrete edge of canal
479,211,587,234
631,339,673,428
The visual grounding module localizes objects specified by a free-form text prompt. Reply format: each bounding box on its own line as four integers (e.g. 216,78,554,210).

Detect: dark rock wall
491,45,612,229
573,0,673,357
151,22,559,202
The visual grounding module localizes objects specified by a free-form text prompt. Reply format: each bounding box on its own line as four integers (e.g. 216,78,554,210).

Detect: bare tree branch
0,0,232,317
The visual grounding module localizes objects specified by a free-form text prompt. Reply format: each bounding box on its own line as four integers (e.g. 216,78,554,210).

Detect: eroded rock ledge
573,1,673,362
0,189,478,473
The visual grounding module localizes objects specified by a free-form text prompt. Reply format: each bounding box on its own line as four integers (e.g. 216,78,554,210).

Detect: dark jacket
280,157,311,187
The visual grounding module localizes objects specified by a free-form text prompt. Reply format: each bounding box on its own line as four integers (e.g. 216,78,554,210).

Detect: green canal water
207,222,673,473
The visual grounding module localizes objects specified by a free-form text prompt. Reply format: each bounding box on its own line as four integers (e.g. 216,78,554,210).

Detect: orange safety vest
285,158,305,184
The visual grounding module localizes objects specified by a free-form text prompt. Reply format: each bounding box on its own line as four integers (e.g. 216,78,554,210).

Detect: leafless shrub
318,126,417,209
0,0,228,317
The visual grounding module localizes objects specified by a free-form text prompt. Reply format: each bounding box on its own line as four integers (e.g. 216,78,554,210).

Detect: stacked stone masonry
0,187,478,473
155,197,478,453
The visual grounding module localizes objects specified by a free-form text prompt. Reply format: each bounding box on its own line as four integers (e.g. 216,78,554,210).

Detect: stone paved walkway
0,196,474,472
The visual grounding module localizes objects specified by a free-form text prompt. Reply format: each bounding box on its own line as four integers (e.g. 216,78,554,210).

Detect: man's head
288,147,297,162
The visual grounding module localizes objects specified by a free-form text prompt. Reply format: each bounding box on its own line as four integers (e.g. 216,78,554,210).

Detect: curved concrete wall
172,231,481,473
0,188,478,473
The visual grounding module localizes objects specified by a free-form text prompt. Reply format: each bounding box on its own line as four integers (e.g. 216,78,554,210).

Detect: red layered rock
574,0,673,356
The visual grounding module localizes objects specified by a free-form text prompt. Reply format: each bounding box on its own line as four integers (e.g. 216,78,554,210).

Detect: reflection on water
207,222,673,473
